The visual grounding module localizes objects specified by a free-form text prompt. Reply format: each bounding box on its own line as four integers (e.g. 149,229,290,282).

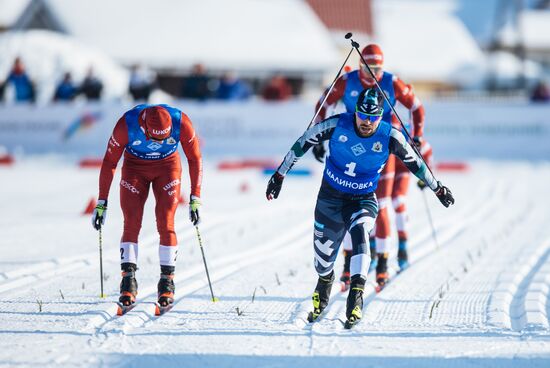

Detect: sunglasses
356,111,382,122
361,64,383,76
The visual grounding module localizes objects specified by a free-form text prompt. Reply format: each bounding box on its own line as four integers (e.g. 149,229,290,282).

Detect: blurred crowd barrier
0,100,549,161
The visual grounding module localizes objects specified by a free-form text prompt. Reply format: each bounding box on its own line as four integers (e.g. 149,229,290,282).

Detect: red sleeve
179,113,202,197
98,117,128,200
314,74,348,123
393,77,425,137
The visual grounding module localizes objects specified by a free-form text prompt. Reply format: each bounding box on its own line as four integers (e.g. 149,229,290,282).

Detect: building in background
4,0,339,99
1,0,549,99
485,0,550,90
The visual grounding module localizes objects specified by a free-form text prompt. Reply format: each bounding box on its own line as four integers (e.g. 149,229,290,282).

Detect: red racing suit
98,109,202,256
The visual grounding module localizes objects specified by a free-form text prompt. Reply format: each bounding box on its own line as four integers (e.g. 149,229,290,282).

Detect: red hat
361,44,384,67
140,106,172,140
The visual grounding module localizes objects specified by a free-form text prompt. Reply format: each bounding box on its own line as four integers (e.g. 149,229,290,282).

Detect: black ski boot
157,266,175,307
340,250,352,292
119,263,138,306
307,271,334,322
345,275,366,328
375,253,389,292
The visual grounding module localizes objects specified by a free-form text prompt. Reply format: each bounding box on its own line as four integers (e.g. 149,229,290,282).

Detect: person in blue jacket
266,87,454,327
53,72,78,102
4,57,35,103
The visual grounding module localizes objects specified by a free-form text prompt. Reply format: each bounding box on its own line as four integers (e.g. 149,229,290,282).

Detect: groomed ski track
1,160,550,367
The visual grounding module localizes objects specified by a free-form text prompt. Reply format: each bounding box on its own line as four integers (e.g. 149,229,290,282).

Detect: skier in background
91,104,202,309
311,44,430,290
266,87,454,327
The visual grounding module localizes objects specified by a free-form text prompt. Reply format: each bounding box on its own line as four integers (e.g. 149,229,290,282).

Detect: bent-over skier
91,104,202,313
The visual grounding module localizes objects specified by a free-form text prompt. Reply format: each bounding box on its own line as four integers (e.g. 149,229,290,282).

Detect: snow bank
0,30,129,102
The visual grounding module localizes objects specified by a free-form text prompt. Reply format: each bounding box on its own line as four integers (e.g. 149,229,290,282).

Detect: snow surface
1,158,550,367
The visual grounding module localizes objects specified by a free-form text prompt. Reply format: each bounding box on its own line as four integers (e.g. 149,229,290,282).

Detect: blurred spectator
215,71,251,101
181,63,212,100
80,67,103,100
53,72,78,102
129,64,156,101
4,57,35,103
261,74,292,101
530,81,550,103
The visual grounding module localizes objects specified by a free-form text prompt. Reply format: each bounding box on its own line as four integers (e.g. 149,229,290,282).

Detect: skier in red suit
91,104,202,308
312,44,431,290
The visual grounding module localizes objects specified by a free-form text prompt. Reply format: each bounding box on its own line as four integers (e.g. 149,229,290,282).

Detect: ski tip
117,306,123,316
154,304,161,316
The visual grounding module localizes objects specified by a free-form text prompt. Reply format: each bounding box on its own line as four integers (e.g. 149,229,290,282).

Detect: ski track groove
289,176,502,345
0,216,226,297
362,178,520,330
4,163,550,366
488,238,550,332
363,174,550,336
85,217,313,350
0,201,304,299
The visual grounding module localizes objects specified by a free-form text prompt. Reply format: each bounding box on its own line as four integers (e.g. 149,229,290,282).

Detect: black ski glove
435,182,455,208
266,172,284,200
312,143,326,163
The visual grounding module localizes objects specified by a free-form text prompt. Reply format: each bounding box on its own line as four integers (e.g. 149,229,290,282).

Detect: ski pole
421,190,440,249
346,33,435,179
195,225,219,302
99,227,106,298
306,33,356,130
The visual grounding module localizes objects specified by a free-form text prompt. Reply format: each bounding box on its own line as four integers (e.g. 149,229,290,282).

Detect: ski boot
340,250,352,292
155,267,176,316
307,271,334,322
117,263,138,315
368,237,377,273
375,253,389,293
344,275,366,329
157,267,176,307
397,238,409,272
119,263,138,306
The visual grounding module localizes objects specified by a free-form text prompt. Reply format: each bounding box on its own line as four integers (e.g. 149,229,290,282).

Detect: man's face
355,112,381,137
360,64,383,87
